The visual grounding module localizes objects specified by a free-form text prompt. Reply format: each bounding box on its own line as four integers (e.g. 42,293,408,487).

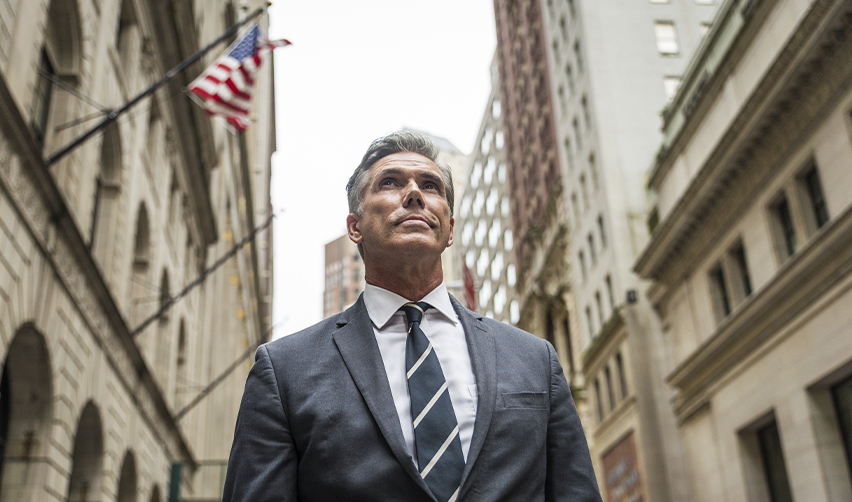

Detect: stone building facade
457,56,520,325
636,0,852,499
0,1,275,501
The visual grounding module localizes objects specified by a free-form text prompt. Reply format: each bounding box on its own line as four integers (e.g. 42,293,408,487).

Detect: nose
402,181,425,208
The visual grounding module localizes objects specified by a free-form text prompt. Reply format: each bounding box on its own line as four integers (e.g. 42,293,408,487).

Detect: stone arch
129,203,152,328
116,450,138,502
0,325,53,501
92,122,123,279
65,401,104,502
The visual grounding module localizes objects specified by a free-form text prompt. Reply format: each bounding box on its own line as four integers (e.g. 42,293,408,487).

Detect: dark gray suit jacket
222,295,602,501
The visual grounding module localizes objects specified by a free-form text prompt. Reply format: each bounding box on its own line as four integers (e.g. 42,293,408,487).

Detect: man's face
347,152,454,262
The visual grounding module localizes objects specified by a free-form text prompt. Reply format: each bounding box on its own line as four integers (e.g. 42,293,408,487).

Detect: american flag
188,24,290,131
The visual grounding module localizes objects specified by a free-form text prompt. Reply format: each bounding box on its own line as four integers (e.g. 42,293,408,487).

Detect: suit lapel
450,296,497,491
332,296,434,497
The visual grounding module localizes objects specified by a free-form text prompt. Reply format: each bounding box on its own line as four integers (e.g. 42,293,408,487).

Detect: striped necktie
401,302,465,502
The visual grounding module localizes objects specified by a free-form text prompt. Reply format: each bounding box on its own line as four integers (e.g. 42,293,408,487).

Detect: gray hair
346,131,456,258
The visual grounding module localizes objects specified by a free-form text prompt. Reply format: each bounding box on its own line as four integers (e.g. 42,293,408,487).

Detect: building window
604,365,616,411
729,242,753,300
566,64,575,94
709,263,731,320
800,164,829,231
560,16,568,42
771,195,798,259
574,40,584,72
654,21,679,55
664,76,681,100
588,152,598,189
586,306,595,337
615,352,628,399
552,39,560,63
580,174,589,209
757,421,794,502
571,192,580,221
594,377,604,420
116,0,138,64
581,95,591,129
588,233,597,265
564,137,573,170
595,291,605,324
598,214,607,248
579,251,587,281
558,85,566,111
568,0,576,19
605,274,615,311
832,375,852,478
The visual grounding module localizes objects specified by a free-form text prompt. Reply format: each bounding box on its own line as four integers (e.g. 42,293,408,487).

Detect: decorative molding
667,204,852,421
636,0,850,286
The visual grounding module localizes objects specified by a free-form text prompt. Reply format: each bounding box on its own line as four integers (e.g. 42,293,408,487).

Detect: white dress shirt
364,283,477,466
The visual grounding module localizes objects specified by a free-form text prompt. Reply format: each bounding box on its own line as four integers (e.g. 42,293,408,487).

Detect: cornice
667,204,852,422
636,0,850,284
0,72,194,463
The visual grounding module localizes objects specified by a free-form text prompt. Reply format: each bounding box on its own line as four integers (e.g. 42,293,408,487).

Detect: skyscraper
493,0,715,499
457,56,519,325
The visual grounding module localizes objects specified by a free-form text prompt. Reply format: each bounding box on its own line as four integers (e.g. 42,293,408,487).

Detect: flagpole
46,7,265,166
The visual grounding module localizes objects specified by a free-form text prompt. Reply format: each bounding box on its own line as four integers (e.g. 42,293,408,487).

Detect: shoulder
261,299,361,364
451,295,552,353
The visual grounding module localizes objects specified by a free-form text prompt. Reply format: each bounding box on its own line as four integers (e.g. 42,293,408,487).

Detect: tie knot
400,302,431,328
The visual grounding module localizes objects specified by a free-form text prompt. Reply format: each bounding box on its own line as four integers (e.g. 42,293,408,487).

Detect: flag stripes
188,24,290,131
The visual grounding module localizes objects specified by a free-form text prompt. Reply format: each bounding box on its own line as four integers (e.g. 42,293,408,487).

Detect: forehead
368,152,441,178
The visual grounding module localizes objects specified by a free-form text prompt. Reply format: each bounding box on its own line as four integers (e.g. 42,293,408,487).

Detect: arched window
129,204,151,328
91,122,122,278
65,401,104,502
149,484,162,502
31,0,82,155
0,326,53,501
116,450,138,502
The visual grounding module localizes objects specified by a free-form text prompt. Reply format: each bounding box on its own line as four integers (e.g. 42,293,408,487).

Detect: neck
364,257,444,302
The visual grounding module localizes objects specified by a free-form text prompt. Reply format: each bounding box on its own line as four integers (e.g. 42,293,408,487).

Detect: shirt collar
364,282,459,330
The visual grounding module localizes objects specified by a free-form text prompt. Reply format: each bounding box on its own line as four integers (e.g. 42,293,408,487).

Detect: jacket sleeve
222,344,298,502
544,341,604,502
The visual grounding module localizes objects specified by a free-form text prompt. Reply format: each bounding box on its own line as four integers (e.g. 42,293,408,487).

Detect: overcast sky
266,1,497,337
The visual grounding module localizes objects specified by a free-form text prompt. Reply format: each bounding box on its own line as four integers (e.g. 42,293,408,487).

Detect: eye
423,182,439,191
380,178,396,186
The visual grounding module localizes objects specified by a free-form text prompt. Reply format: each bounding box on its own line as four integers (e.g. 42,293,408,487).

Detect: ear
346,213,363,245
446,217,455,248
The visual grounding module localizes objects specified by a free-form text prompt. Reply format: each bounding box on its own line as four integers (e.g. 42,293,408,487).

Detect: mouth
398,215,433,227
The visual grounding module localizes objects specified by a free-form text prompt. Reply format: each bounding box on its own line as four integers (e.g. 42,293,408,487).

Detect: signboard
602,431,643,502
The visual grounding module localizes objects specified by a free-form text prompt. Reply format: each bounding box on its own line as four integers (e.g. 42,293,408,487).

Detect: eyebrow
375,168,445,188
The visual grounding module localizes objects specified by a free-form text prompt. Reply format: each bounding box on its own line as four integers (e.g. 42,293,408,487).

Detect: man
222,131,602,502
